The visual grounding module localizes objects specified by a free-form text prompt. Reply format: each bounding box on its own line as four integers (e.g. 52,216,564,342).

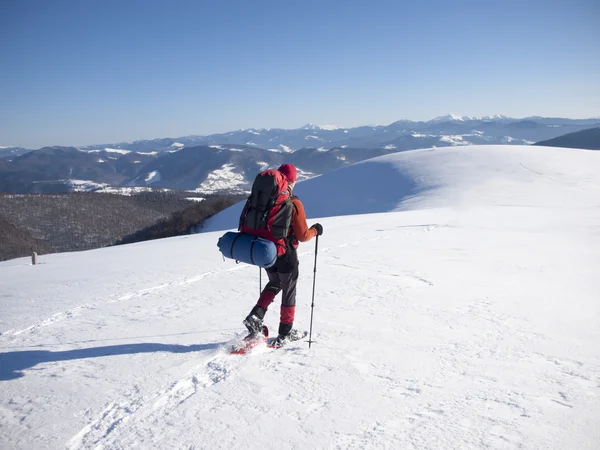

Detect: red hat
278,164,297,183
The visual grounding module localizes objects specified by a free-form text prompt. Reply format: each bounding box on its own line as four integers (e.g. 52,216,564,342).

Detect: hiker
243,163,323,346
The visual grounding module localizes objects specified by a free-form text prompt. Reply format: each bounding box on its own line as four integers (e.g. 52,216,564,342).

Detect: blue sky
1,0,599,148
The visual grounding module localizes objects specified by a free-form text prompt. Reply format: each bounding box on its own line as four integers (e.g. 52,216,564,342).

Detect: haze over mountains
1,115,598,195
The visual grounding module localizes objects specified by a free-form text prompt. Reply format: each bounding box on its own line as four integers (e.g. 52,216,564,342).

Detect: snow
295,167,317,181
301,123,342,131
384,144,396,149
426,114,514,124
96,186,171,196
278,144,293,153
86,148,131,155
1,145,599,449
305,135,320,140
61,179,110,192
144,170,161,184
210,145,243,152
256,161,271,171
429,114,508,123
429,114,471,123
194,163,248,194
171,142,185,148
104,148,132,155
439,135,472,146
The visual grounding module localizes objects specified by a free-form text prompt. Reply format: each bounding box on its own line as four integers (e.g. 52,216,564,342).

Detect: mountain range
1,116,598,194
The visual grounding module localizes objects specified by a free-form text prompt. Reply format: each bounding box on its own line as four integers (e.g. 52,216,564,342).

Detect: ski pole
308,235,319,349
259,267,262,297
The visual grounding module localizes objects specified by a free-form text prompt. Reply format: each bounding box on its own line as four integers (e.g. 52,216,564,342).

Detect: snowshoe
267,329,308,349
230,325,269,355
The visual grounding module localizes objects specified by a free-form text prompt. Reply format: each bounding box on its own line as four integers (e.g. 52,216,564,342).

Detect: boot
278,322,293,339
243,305,266,336
272,329,304,348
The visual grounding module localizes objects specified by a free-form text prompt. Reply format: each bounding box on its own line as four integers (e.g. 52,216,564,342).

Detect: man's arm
291,198,317,242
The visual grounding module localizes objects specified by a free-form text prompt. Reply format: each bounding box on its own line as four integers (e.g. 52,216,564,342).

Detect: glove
311,223,323,236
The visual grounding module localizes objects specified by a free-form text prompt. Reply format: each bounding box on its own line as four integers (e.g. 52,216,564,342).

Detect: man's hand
311,223,323,236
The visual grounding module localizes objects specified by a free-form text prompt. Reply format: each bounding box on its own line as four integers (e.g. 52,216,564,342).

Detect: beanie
278,164,297,183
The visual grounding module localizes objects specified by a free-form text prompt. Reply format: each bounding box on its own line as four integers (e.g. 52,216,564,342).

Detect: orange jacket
290,196,317,244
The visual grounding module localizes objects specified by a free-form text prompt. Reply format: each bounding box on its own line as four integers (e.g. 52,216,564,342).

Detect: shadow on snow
0,342,224,381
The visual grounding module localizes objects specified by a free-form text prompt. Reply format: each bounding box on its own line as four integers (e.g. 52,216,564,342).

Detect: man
243,163,323,346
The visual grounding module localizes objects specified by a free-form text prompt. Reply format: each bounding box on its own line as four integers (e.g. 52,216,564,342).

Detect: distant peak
429,114,510,123
429,114,471,123
300,123,342,131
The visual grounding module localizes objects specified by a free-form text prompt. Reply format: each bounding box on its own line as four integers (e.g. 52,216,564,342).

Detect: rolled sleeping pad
217,232,278,269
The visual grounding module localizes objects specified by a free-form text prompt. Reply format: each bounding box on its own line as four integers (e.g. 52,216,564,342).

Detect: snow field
1,145,599,449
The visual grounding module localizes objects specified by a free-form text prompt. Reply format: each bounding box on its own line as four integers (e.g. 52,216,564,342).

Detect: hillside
0,215,54,260
1,145,599,449
534,127,600,150
0,192,197,261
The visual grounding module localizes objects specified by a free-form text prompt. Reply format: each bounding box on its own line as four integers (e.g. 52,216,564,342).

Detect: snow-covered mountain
3,116,600,195
73,115,600,155
429,114,511,122
2,145,598,449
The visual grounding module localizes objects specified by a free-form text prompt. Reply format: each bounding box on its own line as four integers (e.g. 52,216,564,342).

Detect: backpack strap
229,232,242,258
291,195,300,215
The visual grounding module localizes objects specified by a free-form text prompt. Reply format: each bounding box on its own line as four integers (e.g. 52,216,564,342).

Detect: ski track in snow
3,305,94,338
67,351,237,450
49,225,448,449
2,267,248,340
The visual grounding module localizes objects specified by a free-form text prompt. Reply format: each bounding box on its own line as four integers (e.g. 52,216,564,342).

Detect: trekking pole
308,235,319,349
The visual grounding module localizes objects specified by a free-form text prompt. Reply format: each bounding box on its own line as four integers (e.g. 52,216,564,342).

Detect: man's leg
256,271,282,311
278,264,299,338
244,271,282,334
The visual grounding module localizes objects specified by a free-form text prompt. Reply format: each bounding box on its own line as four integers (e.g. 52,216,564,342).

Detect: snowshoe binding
267,329,308,349
230,325,269,355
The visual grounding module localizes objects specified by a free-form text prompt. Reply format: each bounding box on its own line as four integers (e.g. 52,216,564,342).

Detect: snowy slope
1,146,599,449
203,145,598,227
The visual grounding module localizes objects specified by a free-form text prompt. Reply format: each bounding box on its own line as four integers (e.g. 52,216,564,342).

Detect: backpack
239,169,293,256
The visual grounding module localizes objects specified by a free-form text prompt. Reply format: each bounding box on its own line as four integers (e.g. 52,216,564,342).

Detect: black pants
255,248,299,334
